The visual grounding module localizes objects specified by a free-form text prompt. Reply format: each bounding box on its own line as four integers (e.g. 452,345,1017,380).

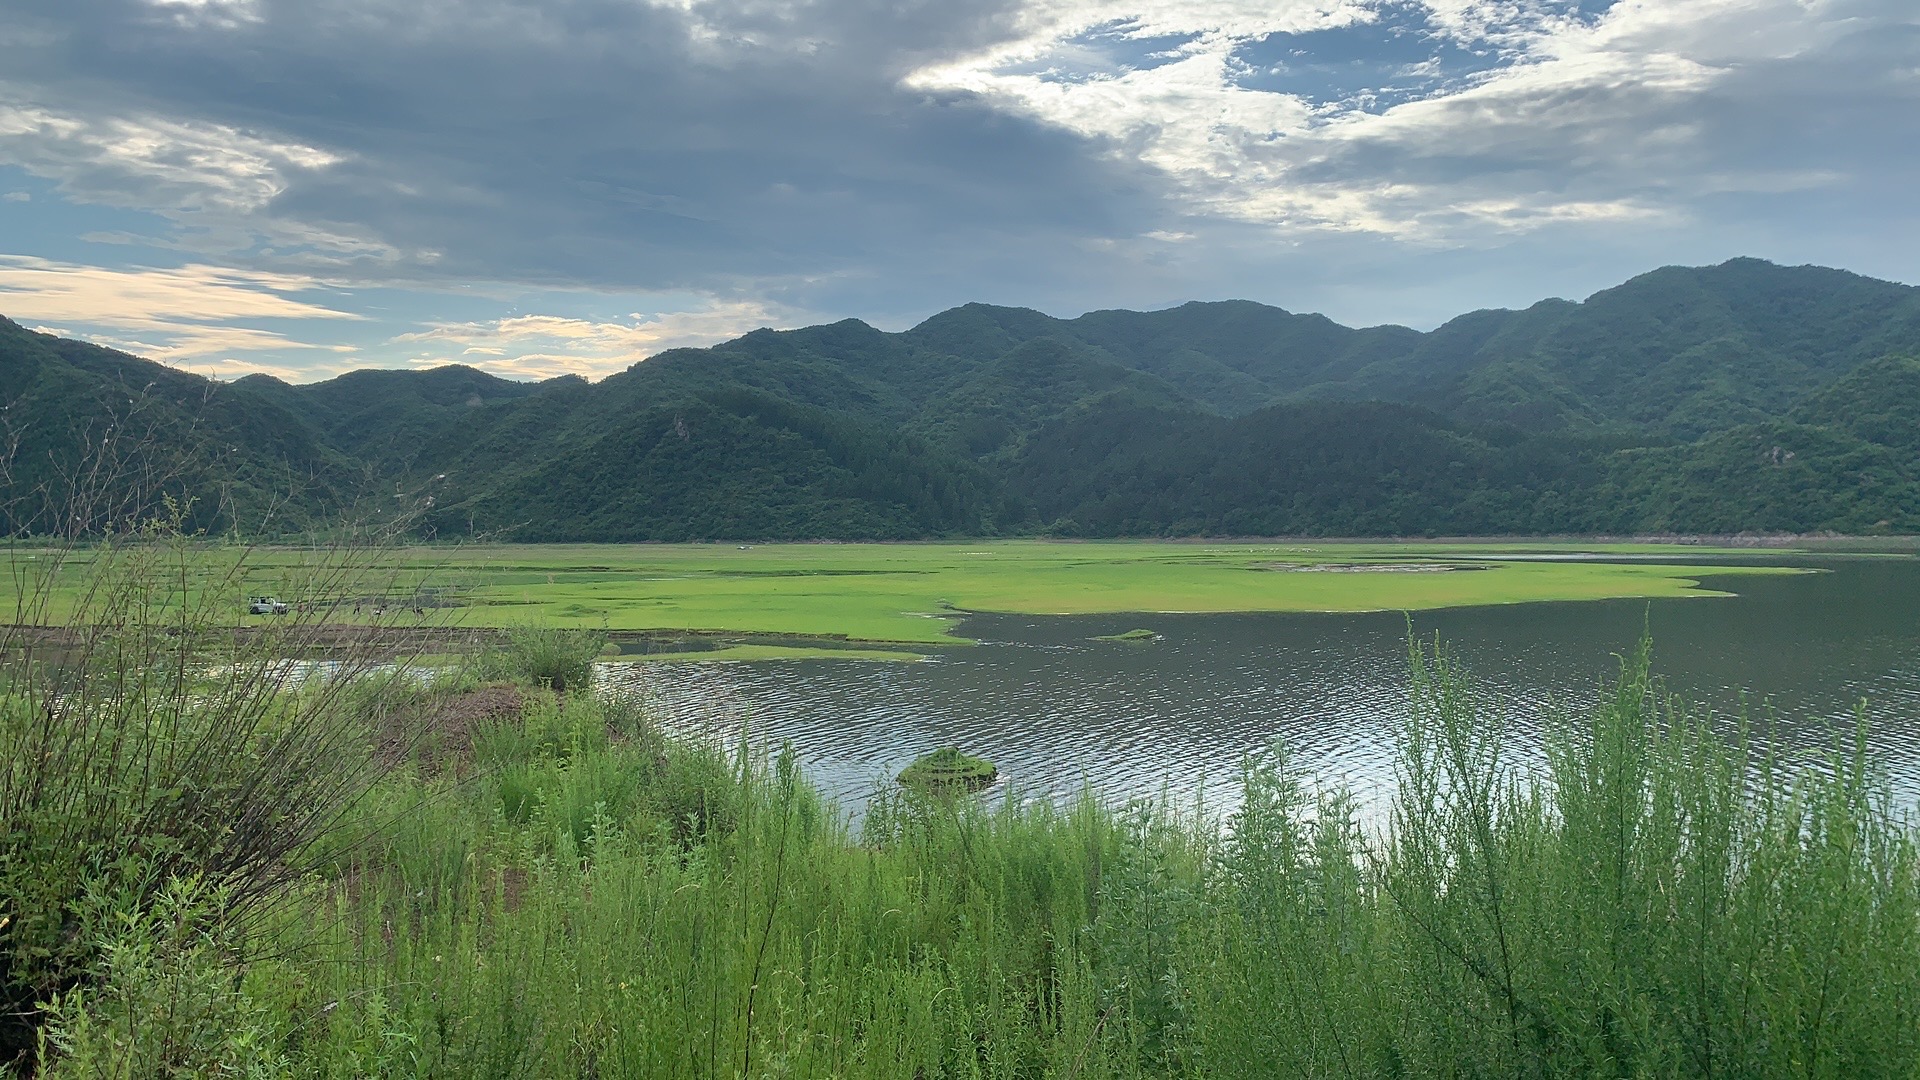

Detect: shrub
652,739,741,845
485,626,605,693
35,879,292,1080
0,527,421,1069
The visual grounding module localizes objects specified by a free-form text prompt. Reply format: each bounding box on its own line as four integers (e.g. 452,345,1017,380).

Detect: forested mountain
234,365,544,473
909,258,1920,437
0,317,352,535
3,258,1917,539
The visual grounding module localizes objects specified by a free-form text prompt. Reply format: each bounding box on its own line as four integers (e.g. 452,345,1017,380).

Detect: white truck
248,596,290,616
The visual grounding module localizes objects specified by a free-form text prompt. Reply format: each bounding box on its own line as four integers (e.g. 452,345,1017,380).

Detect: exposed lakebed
597,554,1920,818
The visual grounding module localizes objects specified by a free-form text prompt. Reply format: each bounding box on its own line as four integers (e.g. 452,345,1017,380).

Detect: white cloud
909,0,1920,242
390,301,801,379
2,191,27,202
0,254,363,371
0,255,356,323
0,92,397,263
928,0,1381,72
144,0,263,30
0,98,339,212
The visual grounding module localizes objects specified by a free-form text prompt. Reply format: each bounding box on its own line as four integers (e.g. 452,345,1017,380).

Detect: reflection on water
595,556,1920,820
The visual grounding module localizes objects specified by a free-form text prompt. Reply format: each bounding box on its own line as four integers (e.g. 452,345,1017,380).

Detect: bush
651,740,741,845
0,529,420,1069
485,626,605,693
36,879,292,1080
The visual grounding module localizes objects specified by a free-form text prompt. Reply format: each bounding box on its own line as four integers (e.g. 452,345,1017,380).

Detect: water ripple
599,559,1920,822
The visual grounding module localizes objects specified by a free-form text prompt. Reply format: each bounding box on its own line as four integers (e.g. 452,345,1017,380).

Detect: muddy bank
0,621,496,659
2,621,929,660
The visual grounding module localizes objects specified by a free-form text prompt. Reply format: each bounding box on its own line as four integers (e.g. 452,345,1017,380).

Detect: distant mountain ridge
3,258,1917,539
909,258,1920,437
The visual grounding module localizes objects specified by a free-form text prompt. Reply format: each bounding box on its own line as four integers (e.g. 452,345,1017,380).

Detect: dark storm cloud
0,0,1168,305
0,0,1916,365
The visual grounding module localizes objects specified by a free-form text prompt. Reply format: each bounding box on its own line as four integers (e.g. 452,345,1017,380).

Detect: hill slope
5,258,1917,539
0,318,350,535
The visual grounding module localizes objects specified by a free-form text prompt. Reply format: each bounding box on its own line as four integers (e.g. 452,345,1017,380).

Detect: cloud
0,0,1911,334
0,0,1156,302
145,0,262,29
0,255,363,372
0,99,341,214
0,255,356,323
2,191,27,202
390,301,799,379
0,93,393,261
913,0,1920,243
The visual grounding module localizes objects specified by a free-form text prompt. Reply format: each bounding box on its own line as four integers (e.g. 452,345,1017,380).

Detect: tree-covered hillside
0,317,351,536
3,258,1916,539
926,258,1920,438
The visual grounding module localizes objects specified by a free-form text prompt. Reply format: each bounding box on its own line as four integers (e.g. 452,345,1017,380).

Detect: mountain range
3,257,1917,540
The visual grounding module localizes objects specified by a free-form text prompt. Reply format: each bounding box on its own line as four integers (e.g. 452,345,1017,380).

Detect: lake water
597,555,1920,820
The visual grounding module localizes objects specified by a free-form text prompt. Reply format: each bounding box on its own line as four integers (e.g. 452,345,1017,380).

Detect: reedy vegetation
12,538,1920,1077
0,516,448,1072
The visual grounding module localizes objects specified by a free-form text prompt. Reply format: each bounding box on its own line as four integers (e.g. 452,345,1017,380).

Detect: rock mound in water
898,746,998,793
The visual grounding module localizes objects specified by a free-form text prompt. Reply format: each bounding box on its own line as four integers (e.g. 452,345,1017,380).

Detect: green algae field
377,539,1801,645
8,539,1807,651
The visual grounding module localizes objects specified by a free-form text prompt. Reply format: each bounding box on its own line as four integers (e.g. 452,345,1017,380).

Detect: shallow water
596,555,1920,819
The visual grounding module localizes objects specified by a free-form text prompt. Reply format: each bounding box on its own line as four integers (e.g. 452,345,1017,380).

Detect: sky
0,0,1915,382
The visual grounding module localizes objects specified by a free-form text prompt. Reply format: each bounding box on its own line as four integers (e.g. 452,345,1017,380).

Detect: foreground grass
13,540,1808,645
33,641,1920,1078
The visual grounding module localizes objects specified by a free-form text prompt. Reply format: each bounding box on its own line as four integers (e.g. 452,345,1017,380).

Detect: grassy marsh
440,541,1803,644
606,643,933,663
9,540,1802,647
10,532,1918,1077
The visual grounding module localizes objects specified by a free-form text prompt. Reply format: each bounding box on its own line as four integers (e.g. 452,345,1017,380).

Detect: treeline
5,257,1919,539
1015,357,1920,537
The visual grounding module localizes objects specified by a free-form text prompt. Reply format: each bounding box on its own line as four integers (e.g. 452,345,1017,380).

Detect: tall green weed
29,634,1920,1077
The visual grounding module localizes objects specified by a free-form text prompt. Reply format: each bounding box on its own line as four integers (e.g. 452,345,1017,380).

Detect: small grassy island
897,746,999,792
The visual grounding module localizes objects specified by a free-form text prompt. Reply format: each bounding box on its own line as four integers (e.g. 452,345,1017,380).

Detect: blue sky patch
1232,15,1500,112
999,23,1199,85
0,169,183,266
